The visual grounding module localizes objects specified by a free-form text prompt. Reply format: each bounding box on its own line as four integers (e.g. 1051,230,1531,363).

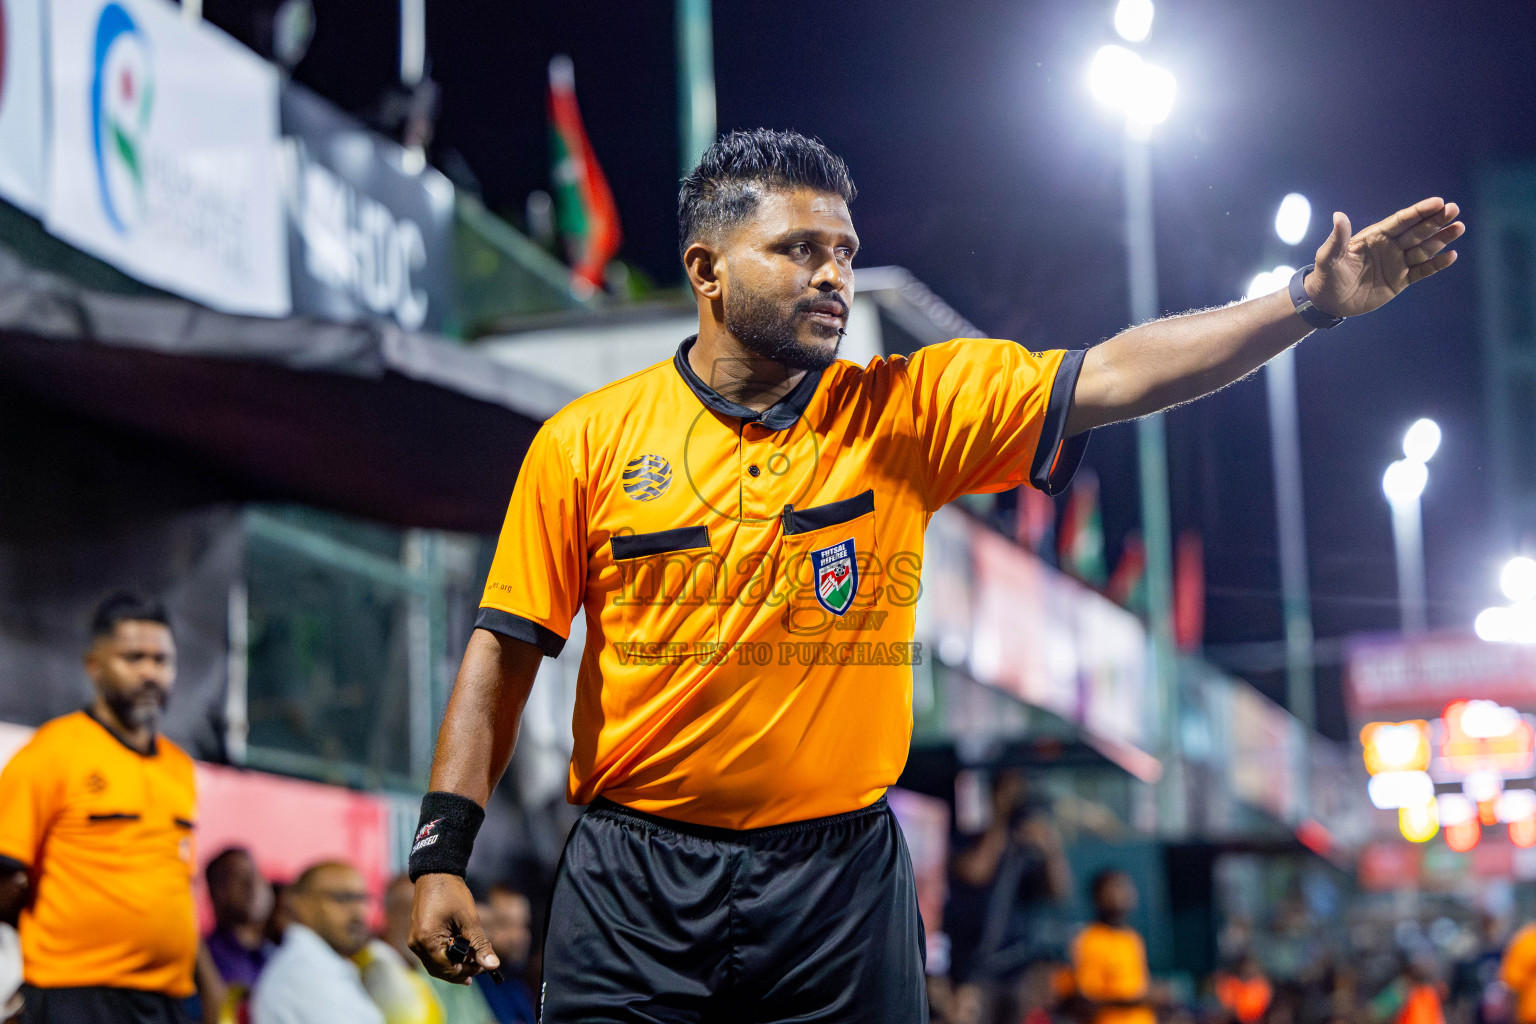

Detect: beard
724,286,844,371
105,683,168,733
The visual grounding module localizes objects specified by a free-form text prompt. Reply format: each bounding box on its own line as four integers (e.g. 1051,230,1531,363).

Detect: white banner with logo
0,0,46,212
45,0,289,316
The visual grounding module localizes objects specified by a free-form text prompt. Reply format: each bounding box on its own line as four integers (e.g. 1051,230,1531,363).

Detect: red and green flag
548,55,621,295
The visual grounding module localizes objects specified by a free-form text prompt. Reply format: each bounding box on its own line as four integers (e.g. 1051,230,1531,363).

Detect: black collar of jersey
84,706,159,757
673,336,824,431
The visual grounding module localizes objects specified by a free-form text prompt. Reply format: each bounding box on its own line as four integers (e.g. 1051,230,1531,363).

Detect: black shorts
20,984,190,1024
540,795,927,1024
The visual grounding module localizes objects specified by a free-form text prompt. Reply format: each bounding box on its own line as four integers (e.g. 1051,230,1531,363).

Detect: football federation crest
622,454,672,501
813,538,859,615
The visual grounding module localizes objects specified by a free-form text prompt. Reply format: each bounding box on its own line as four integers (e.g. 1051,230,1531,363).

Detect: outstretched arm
1065,197,1464,435
409,628,542,984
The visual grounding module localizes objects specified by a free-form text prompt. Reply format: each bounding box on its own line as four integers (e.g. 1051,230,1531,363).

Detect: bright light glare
1368,770,1435,810
1113,0,1154,43
1088,46,1176,130
1383,458,1428,505
1459,700,1522,740
1463,770,1505,803
1476,604,1536,644
1437,793,1475,827
1089,46,1142,108
1402,418,1442,463
1399,802,1438,843
1497,789,1536,824
1245,265,1296,301
1126,63,1176,127
1275,193,1312,246
1501,556,1536,603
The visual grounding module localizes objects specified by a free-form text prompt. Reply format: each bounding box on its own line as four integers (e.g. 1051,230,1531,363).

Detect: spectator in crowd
476,885,537,1024
1071,870,1161,1024
1452,914,1510,1024
1214,953,1274,1024
0,592,201,1024
377,874,490,1024
946,771,1072,988
1503,920,1536,1024
265,882,294,946
1373,956,1447,1024
251,861,381,1024
205,847,277,990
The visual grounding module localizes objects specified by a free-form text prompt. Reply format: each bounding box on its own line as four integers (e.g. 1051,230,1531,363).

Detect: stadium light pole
1253,191,1318,729
677,0,717,177
1087,3,1180,813
1383,418,1440,634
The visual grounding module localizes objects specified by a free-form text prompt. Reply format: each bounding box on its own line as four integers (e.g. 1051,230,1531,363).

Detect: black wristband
407,791,485,881
1289,263,1345,330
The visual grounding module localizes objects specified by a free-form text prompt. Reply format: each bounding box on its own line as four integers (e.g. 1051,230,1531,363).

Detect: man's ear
683,241,723,301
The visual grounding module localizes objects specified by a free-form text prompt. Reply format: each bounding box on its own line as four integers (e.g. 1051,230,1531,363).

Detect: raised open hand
1303,197,1464,319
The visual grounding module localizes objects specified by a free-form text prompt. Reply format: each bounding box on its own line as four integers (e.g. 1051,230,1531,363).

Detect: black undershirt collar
673,336,824,431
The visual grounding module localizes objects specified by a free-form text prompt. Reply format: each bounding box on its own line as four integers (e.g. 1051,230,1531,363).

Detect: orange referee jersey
1072,922,1155,1024
0,710,198,996
479,336,1087,828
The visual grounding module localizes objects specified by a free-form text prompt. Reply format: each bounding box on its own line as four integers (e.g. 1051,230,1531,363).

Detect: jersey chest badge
622,454,672,501
812,538,859,615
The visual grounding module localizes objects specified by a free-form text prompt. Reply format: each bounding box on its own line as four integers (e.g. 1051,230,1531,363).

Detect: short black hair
205,846,254,889
678,129,856,260
90,590,171,640
1090,868,1129,904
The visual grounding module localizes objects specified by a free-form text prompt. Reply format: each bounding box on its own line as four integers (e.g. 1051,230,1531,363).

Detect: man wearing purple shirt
203,848,276,991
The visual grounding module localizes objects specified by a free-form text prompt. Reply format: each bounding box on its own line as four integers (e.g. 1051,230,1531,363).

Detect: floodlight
1275,193,1312,246
1402,418,1441,464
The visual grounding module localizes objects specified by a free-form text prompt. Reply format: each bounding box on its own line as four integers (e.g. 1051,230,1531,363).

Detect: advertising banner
1346,631,1536,719
959,512,1156,772
280,82,456,334
1229,684,1302,822
45,0,288,316
0,0,45,212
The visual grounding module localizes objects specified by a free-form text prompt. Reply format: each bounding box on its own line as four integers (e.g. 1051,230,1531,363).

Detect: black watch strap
1289,263,1344,330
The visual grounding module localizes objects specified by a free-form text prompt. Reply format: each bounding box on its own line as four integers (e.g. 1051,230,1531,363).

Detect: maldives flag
548,55,621,294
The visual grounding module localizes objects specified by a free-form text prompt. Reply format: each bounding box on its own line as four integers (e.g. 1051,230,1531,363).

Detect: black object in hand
445,936,504,984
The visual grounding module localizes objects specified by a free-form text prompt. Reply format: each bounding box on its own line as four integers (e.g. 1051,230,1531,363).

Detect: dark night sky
286,0,1536,739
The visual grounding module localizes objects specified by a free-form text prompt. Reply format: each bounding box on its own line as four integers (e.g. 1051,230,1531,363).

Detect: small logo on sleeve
622,455,672,501
813,538,859,615
412,818,443,853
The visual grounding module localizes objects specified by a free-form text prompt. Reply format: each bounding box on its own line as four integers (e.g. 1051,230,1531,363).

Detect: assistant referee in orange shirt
0,593,198,1024
407,129,1463,1022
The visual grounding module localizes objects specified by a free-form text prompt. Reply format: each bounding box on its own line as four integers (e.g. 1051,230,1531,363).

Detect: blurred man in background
947,771,1071,988
379,873,492,1024
251,861,382,1024
205,847,277,992
1072,870,1161,1024
0,592,199,1024
476,885,536,1024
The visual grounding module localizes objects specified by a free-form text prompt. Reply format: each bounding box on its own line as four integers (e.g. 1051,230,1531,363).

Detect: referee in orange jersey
406,129,1463,1022
0,593,198,1024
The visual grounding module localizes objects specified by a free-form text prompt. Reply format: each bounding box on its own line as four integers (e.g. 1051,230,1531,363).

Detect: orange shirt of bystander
1072,921,1157,1024
1503,924,1536,1024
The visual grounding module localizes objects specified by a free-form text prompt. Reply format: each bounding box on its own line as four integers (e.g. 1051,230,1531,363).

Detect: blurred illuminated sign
1439,699,1536,776
1362,701,1536,851
1361,720,1431,774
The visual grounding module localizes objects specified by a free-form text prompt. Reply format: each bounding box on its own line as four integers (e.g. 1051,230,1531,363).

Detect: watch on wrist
1288,263,1345,330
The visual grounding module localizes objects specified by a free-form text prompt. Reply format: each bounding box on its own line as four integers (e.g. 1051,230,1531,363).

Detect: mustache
794,296,848,316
